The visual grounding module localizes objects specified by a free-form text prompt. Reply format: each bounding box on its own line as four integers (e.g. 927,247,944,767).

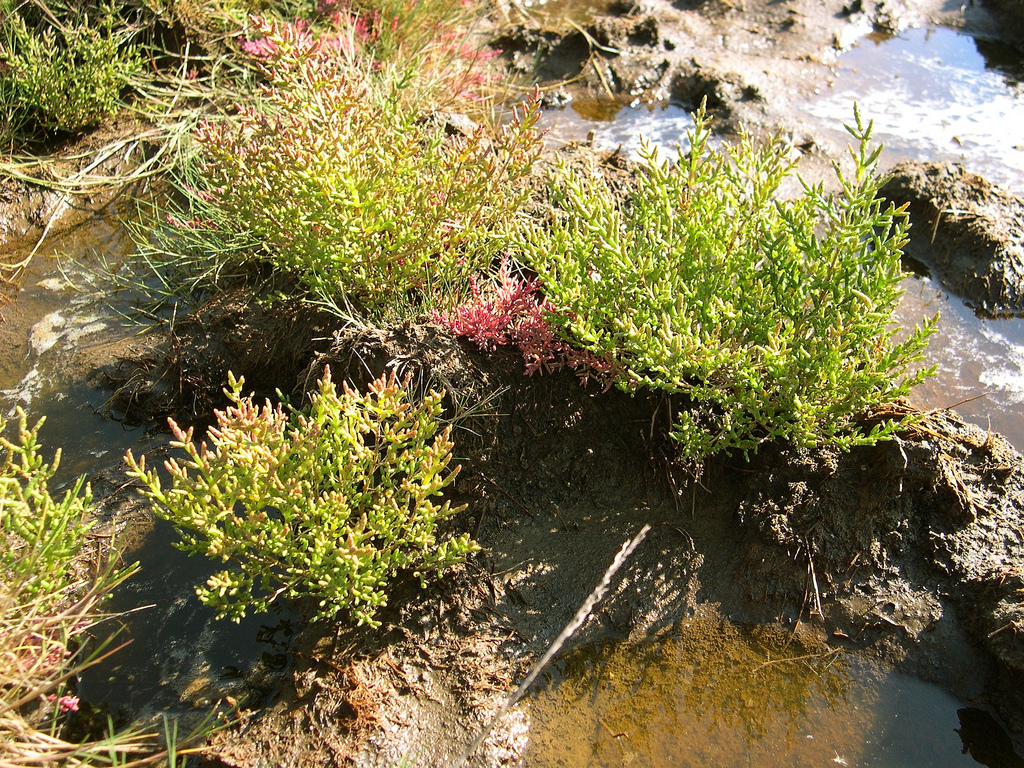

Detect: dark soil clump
885,161,1024,317
982,0,1024,51
99,289,337,426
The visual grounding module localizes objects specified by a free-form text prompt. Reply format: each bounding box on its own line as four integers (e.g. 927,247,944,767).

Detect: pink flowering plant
155,13,540,313
433,259,614,381
314,0,499,93
125,368,477,626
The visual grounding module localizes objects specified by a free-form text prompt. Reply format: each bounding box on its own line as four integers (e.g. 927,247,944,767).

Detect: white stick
451,523,651,768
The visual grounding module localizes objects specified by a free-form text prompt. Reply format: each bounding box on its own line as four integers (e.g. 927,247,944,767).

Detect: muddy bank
737,408,1024,701
100,309,1024,766
98,290,338,426
5,0,1023,762
885,161,1024,317
0,117,156,263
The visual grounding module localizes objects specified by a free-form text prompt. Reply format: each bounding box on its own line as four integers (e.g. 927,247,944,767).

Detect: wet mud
886,162,1024,317
980,0,1024,52
497,0,969,147
0,117,155,260
98,289,338,426
99,315,1024,766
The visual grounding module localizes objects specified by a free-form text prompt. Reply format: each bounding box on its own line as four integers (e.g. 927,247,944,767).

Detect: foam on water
800,26,1024,194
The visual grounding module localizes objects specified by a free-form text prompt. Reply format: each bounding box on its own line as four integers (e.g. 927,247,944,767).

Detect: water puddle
800,26,1024,195
539,99,697,157
0,209,150,481
897,275,1024,449
525,615,1022,767
80,517,298,723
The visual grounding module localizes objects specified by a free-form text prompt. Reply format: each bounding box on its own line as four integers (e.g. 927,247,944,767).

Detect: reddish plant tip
433,259,615,383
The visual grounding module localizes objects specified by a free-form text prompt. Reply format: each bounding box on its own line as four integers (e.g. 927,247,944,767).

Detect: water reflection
80,519,298,722
0,206,149,484
896,274,1024,451
539,100,697,158
973,37,1024,90
526,614,993,767
800,26,1024,194
956,708,1024,768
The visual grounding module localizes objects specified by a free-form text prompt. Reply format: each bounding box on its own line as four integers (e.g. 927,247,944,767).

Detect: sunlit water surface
539,99,698,158
525,617,1020,767
800,26,1024,196
0,211,150,481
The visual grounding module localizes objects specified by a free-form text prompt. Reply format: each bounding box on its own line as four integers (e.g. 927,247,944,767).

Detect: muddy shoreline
101,311,1024,766
886,161,1024,317
3,0,1024,764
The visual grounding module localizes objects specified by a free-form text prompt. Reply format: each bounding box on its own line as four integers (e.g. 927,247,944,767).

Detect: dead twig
452,524,651,768
806,538,823,619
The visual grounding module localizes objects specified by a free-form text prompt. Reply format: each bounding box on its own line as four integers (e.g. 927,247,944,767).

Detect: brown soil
97,289,338,426
102,311,1024,766
980,0,1024,52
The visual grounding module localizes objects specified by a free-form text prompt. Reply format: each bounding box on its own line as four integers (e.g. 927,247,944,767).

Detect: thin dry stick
930,209,942,244
806,541,823,619
452,524,651,768
590,57,616,100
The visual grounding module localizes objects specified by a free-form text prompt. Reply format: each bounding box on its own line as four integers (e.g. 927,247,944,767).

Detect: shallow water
525,616,1021,767
897,275,1024,450
0,209,149,482
80,517,298,722
539,99,697,158
800,26,1024,195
